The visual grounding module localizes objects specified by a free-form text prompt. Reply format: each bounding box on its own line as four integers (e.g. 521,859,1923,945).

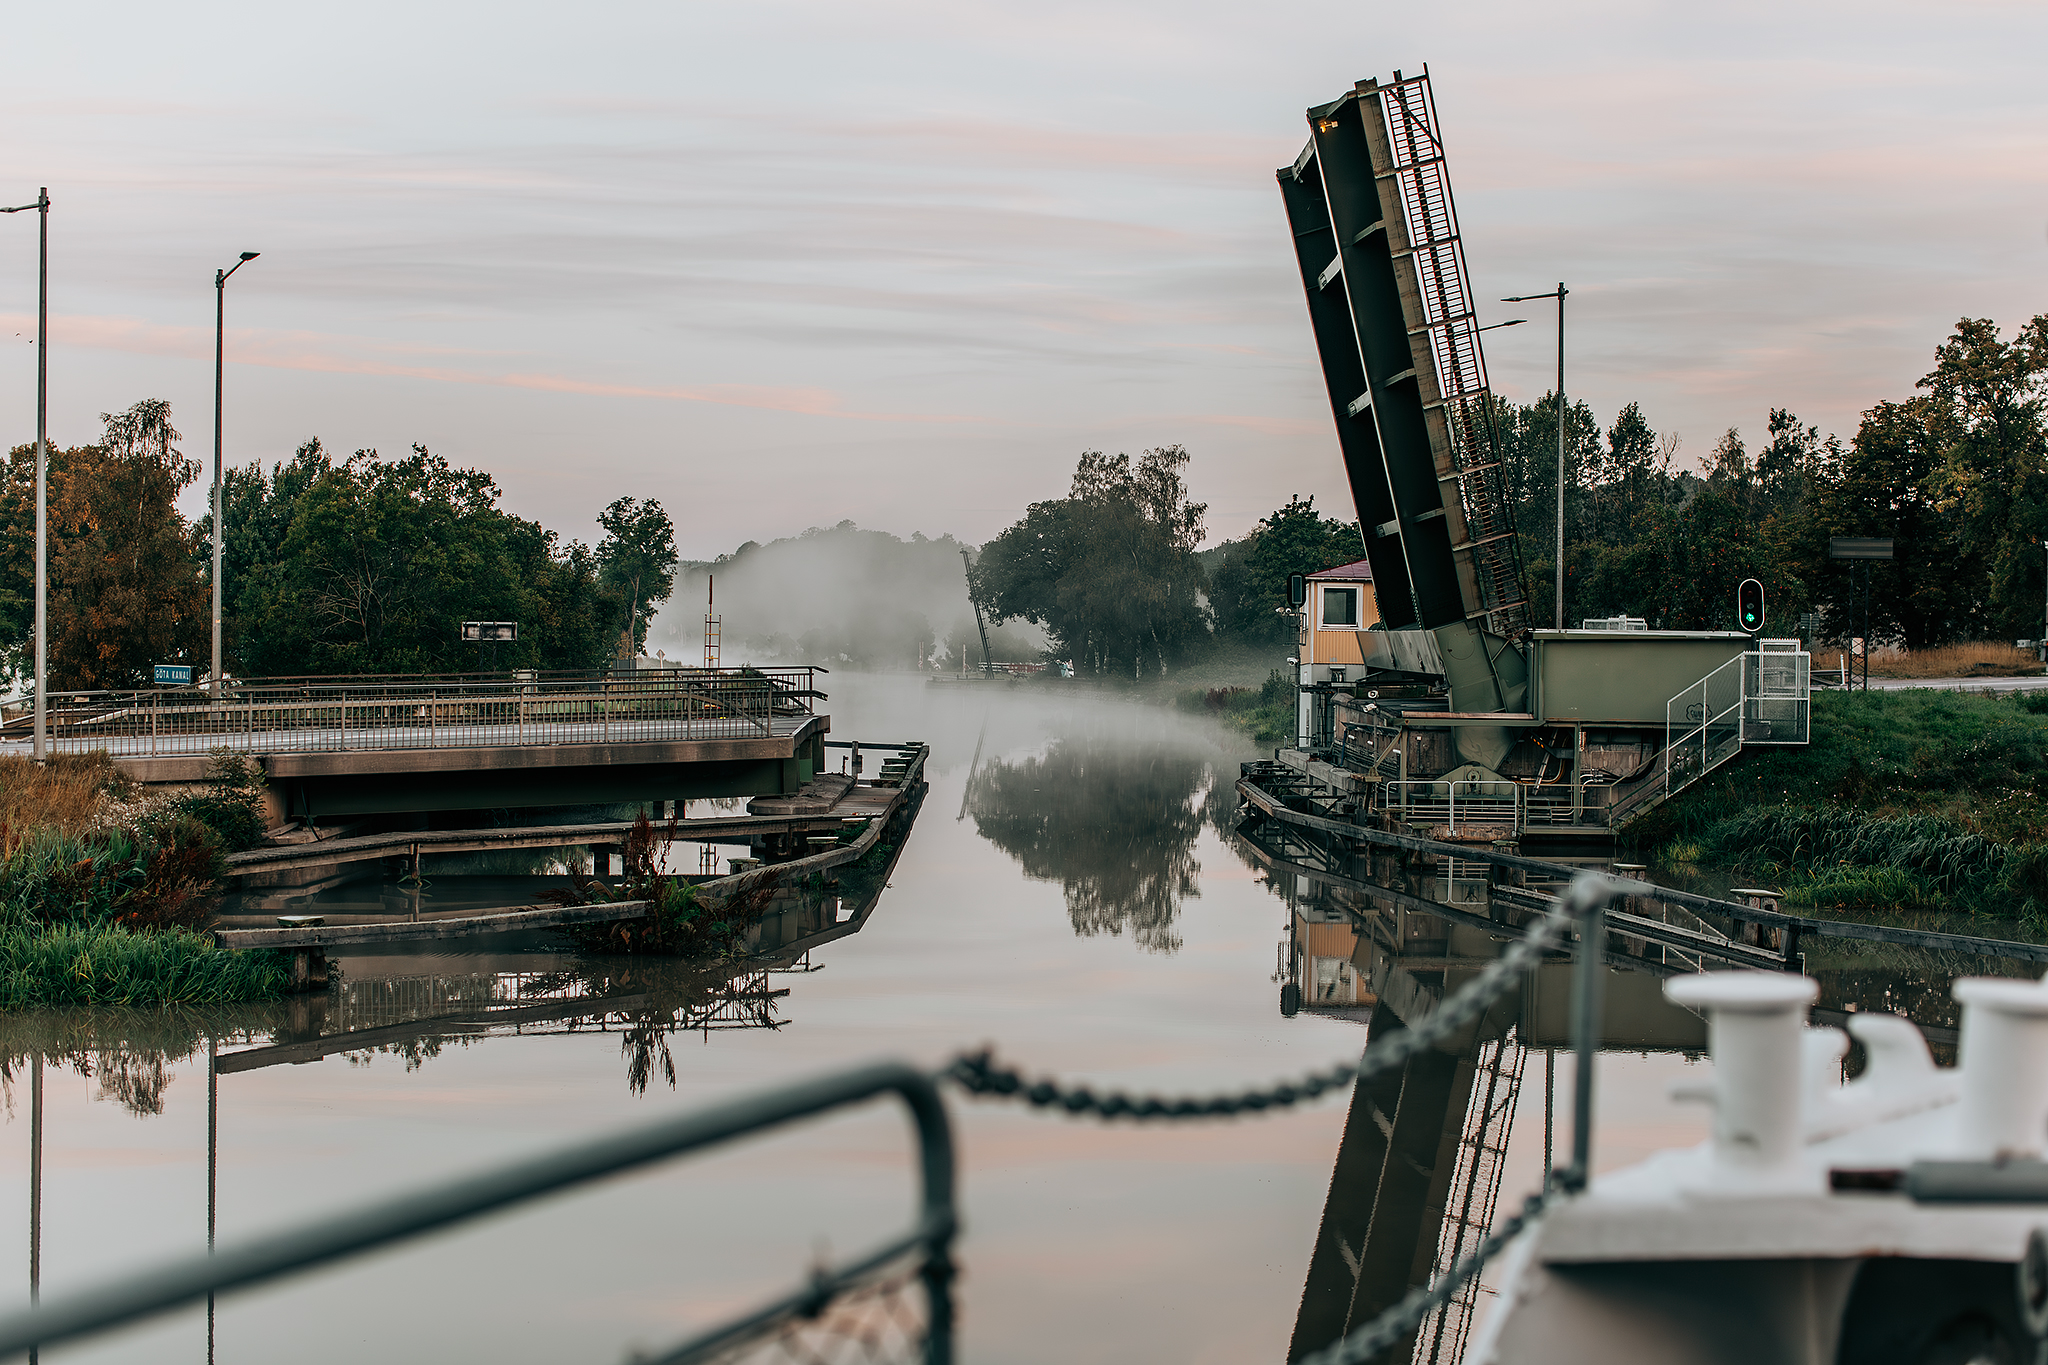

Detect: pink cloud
2,311,986,426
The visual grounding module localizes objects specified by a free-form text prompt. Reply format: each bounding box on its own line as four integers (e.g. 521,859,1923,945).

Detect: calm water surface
0,674,2002,1362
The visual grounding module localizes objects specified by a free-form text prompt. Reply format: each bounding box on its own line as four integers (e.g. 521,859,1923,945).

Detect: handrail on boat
0,1061,959,1365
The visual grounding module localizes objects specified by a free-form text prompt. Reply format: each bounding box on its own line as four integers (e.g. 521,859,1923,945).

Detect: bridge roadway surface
0,713,813,759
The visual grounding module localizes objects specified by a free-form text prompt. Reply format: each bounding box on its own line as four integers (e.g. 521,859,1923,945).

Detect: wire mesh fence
656,1257,937,1365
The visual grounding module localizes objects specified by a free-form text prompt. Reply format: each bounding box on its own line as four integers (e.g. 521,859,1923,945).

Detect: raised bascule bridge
1247,68,1810,851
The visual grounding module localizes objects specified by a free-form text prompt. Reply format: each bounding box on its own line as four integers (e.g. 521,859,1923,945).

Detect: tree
974,446,1208,676
1208,496,1365,646
0,401,211,689
207,444,611,675
595,497,678,659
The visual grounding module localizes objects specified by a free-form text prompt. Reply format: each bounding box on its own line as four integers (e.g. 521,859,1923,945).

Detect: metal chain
947,875,1615,1365
944,891,1577,1119
1296,1182,1555,1365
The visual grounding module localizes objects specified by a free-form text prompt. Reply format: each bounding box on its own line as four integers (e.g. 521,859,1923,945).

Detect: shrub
552,812,771,957
0,924,288,1009
145,750,268,852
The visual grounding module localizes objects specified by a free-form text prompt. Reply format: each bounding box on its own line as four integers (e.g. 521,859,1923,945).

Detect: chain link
945,878,1614,1365
945,894,1575,1119
1302,1182,1556,1365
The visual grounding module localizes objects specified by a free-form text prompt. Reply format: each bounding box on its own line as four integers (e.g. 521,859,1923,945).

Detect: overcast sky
3,0,2043,558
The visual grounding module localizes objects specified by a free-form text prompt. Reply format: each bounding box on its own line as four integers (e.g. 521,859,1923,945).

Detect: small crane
960,548,994,676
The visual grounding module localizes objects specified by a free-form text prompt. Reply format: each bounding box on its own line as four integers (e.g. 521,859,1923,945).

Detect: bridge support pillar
289,948,329,994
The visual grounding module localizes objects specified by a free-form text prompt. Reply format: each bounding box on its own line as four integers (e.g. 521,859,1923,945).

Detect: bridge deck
0,712,814,760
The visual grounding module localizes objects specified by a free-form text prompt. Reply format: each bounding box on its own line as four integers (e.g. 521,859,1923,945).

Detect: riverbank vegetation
0,402,679,688
0,752,289,1007
550,813,764,957
1633,689,2048,921
1174,674,1296,746
954,313,2048,678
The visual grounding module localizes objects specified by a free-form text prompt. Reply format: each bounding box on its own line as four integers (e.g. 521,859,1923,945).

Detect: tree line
970,314,2048,674
0,402,678,689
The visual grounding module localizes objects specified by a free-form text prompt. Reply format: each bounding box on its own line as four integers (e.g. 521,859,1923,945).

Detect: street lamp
2,190,49,760
1477,318,1527,333
212,251,258,701
1503,283,1569,629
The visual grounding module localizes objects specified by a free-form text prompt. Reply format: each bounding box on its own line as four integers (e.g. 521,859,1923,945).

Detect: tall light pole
212,252,258,701
2,190,49,760
1505,284,1569,628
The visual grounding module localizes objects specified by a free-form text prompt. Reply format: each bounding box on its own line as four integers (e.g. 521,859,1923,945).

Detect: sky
1,0,2044,562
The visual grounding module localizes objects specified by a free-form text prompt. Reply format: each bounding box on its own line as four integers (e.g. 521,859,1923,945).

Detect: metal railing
0,1060,956,1365
1383,778,1523,834
1,667,823,758
1744,640,1812,745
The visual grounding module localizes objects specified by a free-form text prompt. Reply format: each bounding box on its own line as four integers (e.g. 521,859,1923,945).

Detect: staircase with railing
1605,641,1810,827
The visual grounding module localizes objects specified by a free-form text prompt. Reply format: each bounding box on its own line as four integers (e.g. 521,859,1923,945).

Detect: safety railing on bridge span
0,667,824,758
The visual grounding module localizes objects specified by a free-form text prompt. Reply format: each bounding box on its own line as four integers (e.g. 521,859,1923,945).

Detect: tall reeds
0,925,288,1009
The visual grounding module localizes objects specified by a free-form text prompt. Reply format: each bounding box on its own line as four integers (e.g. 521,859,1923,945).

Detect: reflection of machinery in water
1274,863,1714,1365
1241,799,2044,1362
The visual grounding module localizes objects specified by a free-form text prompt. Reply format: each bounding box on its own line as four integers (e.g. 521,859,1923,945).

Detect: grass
0,748,290,1010
1175,671,1295,746
1634,688,2048,921
1843,640,2047,680
0,752,129,846
0,925,289,1009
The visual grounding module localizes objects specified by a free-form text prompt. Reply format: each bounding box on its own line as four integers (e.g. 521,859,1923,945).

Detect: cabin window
1320,586,1359,627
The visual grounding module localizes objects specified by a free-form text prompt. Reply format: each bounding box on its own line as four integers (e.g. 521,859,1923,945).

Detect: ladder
1376,72,1531,638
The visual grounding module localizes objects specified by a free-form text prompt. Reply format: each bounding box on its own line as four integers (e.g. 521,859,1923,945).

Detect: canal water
0,672,1997,1363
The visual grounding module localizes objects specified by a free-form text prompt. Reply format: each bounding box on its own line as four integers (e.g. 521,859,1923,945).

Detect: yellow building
1297,558,1381,678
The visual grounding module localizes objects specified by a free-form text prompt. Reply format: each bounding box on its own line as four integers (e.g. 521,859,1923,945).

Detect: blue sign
153,664,195,687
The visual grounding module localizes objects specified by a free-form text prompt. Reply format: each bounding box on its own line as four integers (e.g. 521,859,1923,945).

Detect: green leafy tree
0,401,210,689
1208,496,1364,646
595,497,678,659
974,446,1208,677
209,445,610,675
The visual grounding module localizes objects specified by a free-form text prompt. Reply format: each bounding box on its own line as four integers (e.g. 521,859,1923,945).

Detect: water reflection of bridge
1237,812,2021,1365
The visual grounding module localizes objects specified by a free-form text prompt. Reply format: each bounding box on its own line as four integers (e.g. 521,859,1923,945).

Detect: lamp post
1504,284,1569,629
212,252,259,701
2,190,49,761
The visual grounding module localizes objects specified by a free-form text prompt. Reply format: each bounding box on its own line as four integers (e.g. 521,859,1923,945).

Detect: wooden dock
213,745,928,984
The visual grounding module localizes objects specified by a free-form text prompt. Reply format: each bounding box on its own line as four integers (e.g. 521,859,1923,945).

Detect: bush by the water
1639,688,2048,920
552,813,771,957
0,924,287,1009
0,747,288,1008
1175,670,1295,745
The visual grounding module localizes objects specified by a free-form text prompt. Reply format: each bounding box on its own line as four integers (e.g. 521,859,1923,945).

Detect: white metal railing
1744,640,1811,744
0,667,822,758
1384,779,1523,834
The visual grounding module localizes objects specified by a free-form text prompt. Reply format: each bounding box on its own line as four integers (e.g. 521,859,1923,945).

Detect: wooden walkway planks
213,746,930,953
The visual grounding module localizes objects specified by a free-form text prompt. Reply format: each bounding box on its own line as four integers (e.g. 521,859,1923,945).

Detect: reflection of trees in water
0,858,897,1106
0,1005,282,1118
968,736,1211,953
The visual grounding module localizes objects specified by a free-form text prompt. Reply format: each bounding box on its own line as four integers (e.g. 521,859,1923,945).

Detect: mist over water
642,523,1046,670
